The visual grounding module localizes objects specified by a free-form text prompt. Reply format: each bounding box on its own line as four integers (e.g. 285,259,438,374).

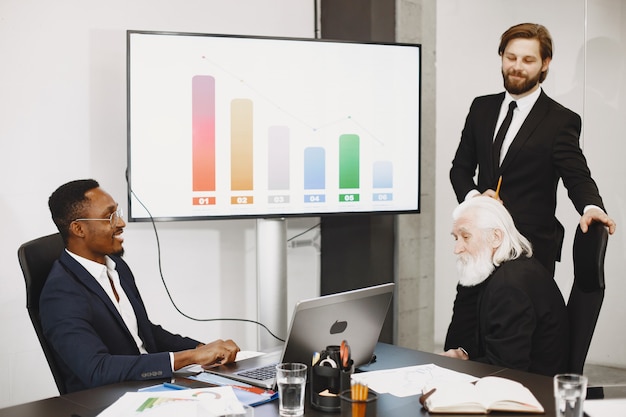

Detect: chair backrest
17,233,67,394
567,222,609,374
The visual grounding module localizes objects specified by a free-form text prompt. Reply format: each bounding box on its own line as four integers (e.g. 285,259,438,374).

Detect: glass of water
554,373,588,417
276,363,307,416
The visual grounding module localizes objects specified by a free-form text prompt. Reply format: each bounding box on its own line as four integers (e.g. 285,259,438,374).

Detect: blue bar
304,147,325,189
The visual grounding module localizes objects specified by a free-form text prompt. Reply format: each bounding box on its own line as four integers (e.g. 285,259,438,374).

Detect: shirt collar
504,86,542,112
66,249,117,280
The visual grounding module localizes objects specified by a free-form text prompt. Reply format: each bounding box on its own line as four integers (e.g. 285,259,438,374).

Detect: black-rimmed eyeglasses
75,208,123,228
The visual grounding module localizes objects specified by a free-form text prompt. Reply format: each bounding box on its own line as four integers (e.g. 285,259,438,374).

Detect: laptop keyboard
236,363,277,381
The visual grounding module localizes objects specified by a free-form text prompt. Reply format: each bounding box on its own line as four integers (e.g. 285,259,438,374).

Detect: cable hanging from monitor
129,186,285,343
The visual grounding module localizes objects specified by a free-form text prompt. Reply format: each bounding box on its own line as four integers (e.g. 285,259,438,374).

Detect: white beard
456,246,496,287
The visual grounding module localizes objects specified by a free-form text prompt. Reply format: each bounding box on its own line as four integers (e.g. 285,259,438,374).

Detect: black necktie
492,101,517,169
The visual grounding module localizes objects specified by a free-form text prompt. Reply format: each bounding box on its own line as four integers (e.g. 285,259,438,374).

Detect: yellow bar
231,98,254,191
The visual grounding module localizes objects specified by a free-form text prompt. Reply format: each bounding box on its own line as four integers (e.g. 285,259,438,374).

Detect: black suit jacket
450,90,604,272
40,251,200,393
473,257,569,376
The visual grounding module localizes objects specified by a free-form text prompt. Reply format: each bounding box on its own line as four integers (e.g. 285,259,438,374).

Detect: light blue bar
373,160,393,188
304,147,325,190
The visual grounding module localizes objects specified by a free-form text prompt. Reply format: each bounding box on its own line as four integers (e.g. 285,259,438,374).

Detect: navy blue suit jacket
40,251,200,393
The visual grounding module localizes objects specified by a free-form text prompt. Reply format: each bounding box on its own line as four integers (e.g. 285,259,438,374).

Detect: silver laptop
204,283,394,389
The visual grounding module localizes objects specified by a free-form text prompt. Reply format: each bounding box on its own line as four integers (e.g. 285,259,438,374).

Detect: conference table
0,343,566,417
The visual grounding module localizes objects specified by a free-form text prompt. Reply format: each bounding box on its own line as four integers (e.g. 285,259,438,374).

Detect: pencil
494,176,503,200
351,381,368,417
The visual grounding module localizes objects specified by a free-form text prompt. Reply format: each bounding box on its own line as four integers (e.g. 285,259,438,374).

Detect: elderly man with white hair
442,196,569,376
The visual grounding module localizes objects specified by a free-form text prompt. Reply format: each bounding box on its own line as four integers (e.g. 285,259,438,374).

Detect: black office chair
567,222,608,375
17,233,67,394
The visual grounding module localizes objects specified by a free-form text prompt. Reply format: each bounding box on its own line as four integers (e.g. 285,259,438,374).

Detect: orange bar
231,99,254,191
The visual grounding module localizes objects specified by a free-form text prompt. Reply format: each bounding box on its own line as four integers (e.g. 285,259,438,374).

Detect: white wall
3,0,625,409
0,0,317,407
435,0,626,368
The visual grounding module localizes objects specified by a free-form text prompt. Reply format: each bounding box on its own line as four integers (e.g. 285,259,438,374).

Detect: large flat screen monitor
127,31,421,221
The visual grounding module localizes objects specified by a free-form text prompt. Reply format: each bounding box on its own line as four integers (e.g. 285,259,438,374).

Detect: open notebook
204,283,394,389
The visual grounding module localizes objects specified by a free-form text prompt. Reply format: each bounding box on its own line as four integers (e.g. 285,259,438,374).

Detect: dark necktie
107,270,120,303
492,100,517,169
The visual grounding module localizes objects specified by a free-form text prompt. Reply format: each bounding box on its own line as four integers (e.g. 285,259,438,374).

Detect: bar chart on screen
128,32,421,220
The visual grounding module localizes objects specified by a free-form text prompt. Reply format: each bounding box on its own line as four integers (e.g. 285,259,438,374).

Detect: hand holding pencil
478,176,504,202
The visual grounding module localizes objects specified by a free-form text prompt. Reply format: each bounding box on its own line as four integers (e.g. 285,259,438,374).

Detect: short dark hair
48,179,100,242
498,23,553,83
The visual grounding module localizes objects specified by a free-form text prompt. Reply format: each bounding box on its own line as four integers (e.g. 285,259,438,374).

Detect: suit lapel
498,91,550,174
59,252,133,337
485,93,505,180
114,257,162,352
117,274,155,351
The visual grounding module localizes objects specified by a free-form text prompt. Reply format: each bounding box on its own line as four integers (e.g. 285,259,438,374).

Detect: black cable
287,222,320,242
129,188,285,343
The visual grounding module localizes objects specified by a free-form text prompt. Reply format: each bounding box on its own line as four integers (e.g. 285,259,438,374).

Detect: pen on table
419,388,436,406
232,385,276,395
494,175,503,200
194,378,273,395
163,382,188,390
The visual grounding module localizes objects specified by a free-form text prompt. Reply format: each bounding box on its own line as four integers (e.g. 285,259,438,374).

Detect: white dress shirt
66,250,148,354
494,88,542,165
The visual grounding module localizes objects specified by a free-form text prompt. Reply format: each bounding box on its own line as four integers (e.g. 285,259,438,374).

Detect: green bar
339,134,360,189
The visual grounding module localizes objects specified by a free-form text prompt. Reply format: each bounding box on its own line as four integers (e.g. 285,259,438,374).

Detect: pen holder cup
339,389,378,417
310,364,353,412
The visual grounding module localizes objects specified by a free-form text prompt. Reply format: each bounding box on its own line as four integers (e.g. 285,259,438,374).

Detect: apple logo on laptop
330,320,347,334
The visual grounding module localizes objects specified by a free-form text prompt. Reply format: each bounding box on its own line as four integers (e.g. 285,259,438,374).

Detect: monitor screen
127,31,421,221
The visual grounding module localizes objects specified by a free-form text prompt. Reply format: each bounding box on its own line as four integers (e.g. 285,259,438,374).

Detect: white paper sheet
350,363,478,397
584,398,626,416
96,386,245,417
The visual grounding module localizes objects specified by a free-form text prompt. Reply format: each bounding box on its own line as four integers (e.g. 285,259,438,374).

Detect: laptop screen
281,283,395,367
201,283,395,389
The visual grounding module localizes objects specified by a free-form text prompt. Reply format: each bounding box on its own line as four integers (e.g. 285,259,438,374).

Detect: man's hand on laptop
174,339,240,370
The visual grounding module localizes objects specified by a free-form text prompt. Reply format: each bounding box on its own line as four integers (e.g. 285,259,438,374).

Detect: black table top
0,343,566,417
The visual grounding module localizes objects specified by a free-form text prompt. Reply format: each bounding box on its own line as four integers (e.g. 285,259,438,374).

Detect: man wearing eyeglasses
40,179,240,393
